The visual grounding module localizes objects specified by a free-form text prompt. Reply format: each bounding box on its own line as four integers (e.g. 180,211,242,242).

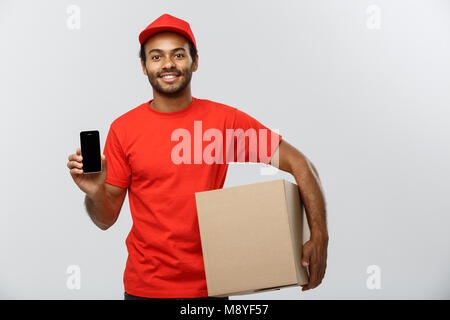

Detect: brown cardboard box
195,179,310,297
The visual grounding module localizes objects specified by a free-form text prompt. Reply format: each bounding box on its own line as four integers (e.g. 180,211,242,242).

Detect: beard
145,63,194,95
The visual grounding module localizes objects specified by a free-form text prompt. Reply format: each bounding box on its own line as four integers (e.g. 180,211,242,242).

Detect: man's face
141,31,198,94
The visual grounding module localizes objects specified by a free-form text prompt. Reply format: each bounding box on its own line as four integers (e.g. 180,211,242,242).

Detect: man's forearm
271,139,328,290
273,140,328,239
84,185,117,230
290,157,328,239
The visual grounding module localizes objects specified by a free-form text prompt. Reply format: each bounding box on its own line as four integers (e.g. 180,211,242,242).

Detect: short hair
139,39,197,63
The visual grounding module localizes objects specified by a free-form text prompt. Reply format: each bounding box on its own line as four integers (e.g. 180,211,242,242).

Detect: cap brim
139,26,195,48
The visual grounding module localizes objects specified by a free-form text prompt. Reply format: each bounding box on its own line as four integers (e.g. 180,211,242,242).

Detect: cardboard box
195,179,310,297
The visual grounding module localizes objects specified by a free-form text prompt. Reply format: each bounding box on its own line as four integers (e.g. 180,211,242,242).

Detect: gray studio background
1,0,449,299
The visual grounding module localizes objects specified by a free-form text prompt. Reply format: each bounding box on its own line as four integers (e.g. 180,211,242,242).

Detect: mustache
158,71,182,77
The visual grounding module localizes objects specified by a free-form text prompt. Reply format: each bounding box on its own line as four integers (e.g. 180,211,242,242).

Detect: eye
151,55,160,60
175,53,184,58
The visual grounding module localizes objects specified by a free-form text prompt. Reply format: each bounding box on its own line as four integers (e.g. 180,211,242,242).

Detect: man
67,13,328,300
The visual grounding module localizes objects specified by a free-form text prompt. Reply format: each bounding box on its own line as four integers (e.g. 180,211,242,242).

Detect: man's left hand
300,235,328,291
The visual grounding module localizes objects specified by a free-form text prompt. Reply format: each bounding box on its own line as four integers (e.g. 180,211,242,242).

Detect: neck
150,87,192,113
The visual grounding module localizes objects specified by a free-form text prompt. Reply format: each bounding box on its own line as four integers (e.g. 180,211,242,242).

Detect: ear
141,59,148,76
192,54,199,72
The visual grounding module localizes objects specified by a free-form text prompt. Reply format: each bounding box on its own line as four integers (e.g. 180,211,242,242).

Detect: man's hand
67,147,107,197
300,235,328,291
272,139,328,291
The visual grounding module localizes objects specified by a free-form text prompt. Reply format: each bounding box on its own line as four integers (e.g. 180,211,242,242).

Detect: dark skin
270,141,328,291
141,31,328,291
140,31,199,113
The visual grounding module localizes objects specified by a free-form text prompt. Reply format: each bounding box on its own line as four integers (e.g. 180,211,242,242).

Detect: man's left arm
270,139,329,291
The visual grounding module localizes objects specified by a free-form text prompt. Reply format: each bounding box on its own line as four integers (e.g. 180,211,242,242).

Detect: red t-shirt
103,97,282,298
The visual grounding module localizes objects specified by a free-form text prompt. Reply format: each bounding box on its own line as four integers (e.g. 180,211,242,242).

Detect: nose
161,56,176,71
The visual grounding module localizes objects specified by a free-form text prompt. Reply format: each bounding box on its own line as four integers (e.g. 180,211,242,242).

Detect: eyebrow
148,47,186,55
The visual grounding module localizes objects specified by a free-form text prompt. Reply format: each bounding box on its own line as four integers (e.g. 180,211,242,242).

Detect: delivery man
66,13,328,300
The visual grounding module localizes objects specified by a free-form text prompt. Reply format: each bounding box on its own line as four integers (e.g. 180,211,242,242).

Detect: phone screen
80,130,102,173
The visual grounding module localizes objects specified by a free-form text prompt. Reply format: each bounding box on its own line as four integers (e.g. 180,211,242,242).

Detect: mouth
159,73,180,83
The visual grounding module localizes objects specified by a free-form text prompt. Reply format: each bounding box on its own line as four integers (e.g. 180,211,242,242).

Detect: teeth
162,75,177,79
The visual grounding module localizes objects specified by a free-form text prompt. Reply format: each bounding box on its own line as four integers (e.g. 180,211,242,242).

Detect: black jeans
124,291,229,300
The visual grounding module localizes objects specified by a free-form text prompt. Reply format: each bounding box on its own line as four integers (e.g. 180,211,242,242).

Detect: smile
160,74,180,83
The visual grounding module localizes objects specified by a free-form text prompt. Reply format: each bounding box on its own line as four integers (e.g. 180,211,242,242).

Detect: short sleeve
103,124,131,188
225,107,282,164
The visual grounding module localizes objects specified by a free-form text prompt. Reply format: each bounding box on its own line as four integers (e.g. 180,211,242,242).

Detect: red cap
139,14,197,50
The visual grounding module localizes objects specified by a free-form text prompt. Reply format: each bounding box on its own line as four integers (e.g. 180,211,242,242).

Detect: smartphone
80,130,102,173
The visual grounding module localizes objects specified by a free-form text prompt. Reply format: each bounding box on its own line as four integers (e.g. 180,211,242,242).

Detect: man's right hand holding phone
67,147,107,197
67,147,127,230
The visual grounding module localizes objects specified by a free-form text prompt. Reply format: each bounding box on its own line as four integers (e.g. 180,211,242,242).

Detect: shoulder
109,102,147,131
195,97,238,116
